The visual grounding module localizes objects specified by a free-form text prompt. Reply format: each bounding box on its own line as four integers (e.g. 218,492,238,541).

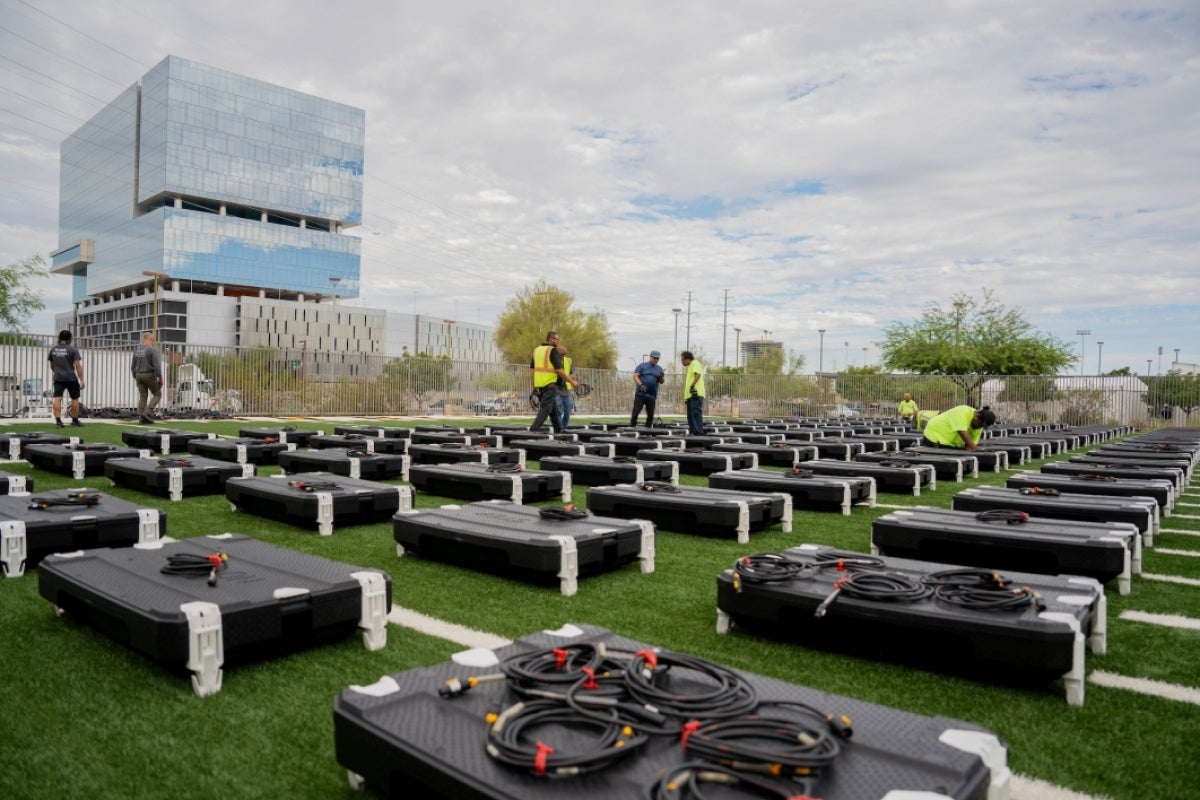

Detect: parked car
820,404,861,418
468,398,511,415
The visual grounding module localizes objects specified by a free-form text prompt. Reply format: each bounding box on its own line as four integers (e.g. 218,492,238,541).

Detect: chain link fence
3,336,1196,427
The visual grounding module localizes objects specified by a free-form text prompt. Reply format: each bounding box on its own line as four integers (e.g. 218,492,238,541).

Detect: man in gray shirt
48,329,85,427
130,332,164,425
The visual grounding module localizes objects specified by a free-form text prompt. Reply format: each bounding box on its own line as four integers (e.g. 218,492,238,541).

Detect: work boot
55,418,65,428
139,416,155,425
71,418,84,427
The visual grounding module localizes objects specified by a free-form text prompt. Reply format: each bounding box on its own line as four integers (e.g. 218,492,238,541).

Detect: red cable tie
553,648,567,670
833,576,849,590
680,719,701,752
836,558,845,572
533,741,554,775
580,666,598,690
205,554,223,569
634,649,658,669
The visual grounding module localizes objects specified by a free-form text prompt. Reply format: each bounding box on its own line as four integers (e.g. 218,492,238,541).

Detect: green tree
1,255,48,331
493,281,618,369
380,351,457,413
1142,371,1200,420
878,289,1073,406
1106,367,1133,376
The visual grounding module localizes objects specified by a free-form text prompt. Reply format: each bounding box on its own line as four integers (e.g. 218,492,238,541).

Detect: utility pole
1075,330,1091,375
684,291,695,351
720,289,730,367
1096,341,1104,374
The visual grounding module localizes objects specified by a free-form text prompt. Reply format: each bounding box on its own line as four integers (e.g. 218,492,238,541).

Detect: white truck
173,363,215,412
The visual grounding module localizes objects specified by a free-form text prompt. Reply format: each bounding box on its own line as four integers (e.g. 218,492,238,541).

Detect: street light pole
1157,345,1163,375
1096,341,1104,374
818,329,826,375
733,328,742,368
1174,348,1181,368
1075,330,1091,375
862,346,868,366
142,270,170,341
843,342,849,372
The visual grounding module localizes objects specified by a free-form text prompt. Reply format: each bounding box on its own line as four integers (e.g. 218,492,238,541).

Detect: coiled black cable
287,480,342,492
160,552,228,586
731,553,814,591
624,649,758,722
975,510,1029,525
156,458,193,468
1019,486,1061,496
539,505,589,521
487,462,523,473
639,481,682,494
485,699,647,777
677,700,850,779
646,762,807,800
29,490,103,509
924,568,1045,612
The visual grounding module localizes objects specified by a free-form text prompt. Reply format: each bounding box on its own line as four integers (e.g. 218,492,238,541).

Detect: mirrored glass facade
55,55,364,304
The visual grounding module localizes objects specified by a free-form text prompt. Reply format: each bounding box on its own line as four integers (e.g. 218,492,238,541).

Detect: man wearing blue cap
630,350,665,427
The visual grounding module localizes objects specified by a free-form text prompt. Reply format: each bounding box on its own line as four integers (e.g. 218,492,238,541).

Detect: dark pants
135,372,161,416
630,393,657,426
686,396,705,435
530,385,563,432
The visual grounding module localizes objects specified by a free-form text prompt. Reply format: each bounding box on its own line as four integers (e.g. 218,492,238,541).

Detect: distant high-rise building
51,55,368,351
740,338,784,369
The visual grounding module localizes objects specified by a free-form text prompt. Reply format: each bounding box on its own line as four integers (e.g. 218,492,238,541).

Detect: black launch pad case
37,533,390,696
708,468,875,516
23,442,144,479
0,431,74,460
277,448,411,481
104,455,254,501
585,483,791,543
392,500,654,595
1005,470,1175,514
805,459,936,496
121,427,216,454
635,447,757,476
186,435,294,465
407,462,570,504
332,623,1009,800
871,506,1139,594
536,453,678,487
716,544,1106,705
952,486,1160,546
0,488,163,578
225,473,414,536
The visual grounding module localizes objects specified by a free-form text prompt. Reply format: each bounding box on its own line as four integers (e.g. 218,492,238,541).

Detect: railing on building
1,335,1196,427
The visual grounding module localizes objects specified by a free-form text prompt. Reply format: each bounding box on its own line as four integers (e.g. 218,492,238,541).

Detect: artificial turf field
1,416,1197,800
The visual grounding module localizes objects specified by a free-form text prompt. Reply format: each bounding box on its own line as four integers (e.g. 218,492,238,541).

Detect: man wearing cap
630,350,665,427
921,405,996,451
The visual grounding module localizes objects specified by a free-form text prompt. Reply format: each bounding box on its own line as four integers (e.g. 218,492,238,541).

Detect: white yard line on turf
1160,528,1200,537
1089,671,1200,705
1012,774,1110,800
387,606,513,650
1119,610,1200,630
1157,548,1200,558
873,503,912,510
1142,573,1200,587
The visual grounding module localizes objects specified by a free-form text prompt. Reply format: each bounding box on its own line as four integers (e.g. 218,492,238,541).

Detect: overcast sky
2,0,1197,374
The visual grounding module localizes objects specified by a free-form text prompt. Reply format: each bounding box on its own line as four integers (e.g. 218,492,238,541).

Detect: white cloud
1,0,1197,372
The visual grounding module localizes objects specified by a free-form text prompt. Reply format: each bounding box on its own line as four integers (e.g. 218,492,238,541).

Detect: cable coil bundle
924,568,1045,612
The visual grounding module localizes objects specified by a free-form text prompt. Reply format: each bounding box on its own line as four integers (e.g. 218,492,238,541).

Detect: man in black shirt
130,332,164,424
48,329,85,427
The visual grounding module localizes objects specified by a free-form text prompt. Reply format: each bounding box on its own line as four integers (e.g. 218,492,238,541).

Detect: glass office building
52,56,364,345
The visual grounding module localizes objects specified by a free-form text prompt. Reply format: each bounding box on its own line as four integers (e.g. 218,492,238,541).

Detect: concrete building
49,55,502,365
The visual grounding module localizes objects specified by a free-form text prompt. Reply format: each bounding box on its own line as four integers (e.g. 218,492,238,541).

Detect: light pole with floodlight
1075,330,1091,375
1096,341,1104,374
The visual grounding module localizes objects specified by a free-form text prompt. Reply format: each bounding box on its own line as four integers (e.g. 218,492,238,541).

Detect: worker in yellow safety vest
529,331,580,432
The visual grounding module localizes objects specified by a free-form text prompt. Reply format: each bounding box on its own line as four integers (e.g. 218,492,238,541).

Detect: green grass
1,417,1199,799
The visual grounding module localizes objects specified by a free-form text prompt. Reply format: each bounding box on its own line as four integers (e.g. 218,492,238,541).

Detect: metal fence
3,335,1196,427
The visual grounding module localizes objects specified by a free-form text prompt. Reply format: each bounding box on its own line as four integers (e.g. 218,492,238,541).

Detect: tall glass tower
51,56,365,346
